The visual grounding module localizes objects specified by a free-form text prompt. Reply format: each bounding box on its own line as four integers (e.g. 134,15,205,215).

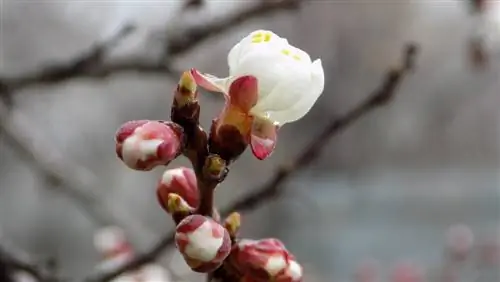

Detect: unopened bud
389,261,425,282
445,224,474,261
157,167,199,211
230,238,303,282
175,71,198,107
203,154,227,181
93,226,134,271
355,259,381,282
166,193,194,214
115,120,183,171
224,212,241,238
175,215,231,273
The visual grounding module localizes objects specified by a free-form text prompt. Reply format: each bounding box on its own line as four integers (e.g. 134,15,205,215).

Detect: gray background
1,1,499,281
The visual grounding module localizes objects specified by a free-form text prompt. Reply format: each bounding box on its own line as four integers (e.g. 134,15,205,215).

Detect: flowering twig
89,42,419,282
0,0,301,94
0,0,302,256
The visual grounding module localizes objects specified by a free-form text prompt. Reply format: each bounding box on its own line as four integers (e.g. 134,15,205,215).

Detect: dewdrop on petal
175,215,231,273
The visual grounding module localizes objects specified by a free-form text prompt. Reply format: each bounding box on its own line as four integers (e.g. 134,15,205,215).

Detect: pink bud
440,266,458,282
231,238,303,282
445,224,474,261
478,239,500,266
93,226,134,271
115,120,183,171
390,261,425,282
175,215,231,273
354,259,381,282
157,167,199,211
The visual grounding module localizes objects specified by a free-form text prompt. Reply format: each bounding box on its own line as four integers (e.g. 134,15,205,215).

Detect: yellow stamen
264,33,272,42
281,49,290,56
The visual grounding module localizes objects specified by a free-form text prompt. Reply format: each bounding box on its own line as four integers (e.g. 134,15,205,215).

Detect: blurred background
0,0,499,281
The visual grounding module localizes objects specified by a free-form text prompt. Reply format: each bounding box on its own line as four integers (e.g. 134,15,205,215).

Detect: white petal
231,48,294,101
250,56,313,113
228,30,288,74
282,44,312,65
267,59,324,124
228,41,243,71
190,69,232,94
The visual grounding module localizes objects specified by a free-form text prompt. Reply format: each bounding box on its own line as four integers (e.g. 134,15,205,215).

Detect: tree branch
0,100,158,245
87,43,419,282
0,0,302,94
0,246,58,282
0,24,143,94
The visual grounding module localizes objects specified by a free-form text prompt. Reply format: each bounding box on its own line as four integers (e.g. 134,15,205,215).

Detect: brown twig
0,100,158,246
0,24,140,94
0,0,302,94
87,43,419,282
0,247,59,282
166,0,301,56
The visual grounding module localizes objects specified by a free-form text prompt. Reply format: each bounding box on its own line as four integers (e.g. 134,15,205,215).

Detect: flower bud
165,193,194,214
93,226,134,271
230,238,303,282
175,71,198,107
389,261,425,282
354,259,381,282
175,215,231,273
445,224,474,261
157,167,199,211
224,212,241,239
477,231,500,266
115,120,183,171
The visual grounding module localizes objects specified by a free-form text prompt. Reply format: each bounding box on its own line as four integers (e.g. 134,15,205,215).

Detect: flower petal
228,30,289,72
228,41,243,72
267,59,325,124
228,76,259,112
250,59,312,114
190,69,232,96
250,115,278,160
232,49,305,104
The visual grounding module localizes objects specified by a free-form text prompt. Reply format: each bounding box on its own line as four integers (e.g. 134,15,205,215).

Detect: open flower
115,120,183,171
192,30,324,160
230,238,303,282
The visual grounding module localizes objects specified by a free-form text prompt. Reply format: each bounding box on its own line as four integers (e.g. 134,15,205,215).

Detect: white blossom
192,29,324,125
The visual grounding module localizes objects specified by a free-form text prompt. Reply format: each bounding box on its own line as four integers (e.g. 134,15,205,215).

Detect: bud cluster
113,69,304,281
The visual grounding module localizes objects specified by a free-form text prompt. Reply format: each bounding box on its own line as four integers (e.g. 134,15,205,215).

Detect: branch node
203,155,228,182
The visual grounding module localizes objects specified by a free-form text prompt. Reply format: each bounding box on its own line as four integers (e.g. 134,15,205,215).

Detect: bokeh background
1,0,499,281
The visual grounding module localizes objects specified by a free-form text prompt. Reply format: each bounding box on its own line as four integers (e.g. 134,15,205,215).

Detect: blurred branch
0,0,302,94
0,24,142,94
0,246,58,282
165,0,301,56
0,100,158,245
87,43,419,282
